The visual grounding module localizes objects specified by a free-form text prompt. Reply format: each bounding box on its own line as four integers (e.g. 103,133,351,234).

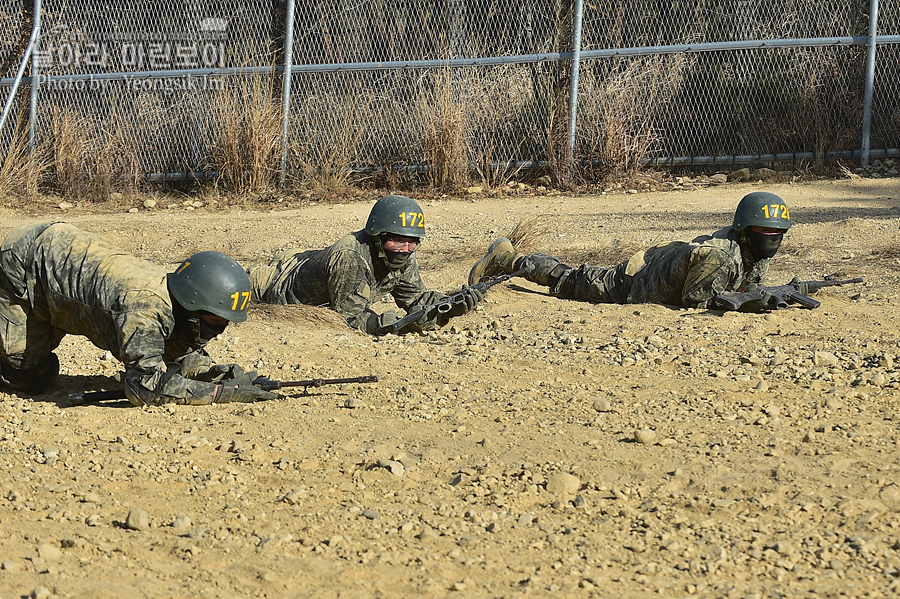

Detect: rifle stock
375,267,528,335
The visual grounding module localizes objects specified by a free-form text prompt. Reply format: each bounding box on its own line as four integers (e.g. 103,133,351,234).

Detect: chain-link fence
1,0,899,191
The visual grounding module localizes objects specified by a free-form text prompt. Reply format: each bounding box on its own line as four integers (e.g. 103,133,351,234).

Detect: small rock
171,515,192,529
377,459,405,476
344,397,366,409
592,398,612,412
31,588,53,599
85,514,102,527
128,208,139,213
754,381,769,391
466,186,484,194
416,527,439,541
726,168,750,182
362,509,379,520
546,472,581,495
125,509,150,531
2,560,22,571
813,351,839,367
59,201,74,210
634,429,657,445
37,543,63,562
282,489,307,505
710,173,728,184
143,199,157,209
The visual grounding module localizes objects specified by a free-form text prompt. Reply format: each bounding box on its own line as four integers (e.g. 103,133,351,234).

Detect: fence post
278,0,297,187
28,0,42,153
860,0,879,168
566,0,585,182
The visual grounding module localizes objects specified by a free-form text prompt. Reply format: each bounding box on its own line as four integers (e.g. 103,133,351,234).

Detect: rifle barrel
273,375,378,389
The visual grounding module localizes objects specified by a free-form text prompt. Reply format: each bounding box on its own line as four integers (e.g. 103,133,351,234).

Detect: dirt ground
2,177,900,599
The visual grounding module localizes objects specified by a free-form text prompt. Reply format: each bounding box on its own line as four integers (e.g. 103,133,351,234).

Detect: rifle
376,267,529,335
713,277,863,311
67,375,378,403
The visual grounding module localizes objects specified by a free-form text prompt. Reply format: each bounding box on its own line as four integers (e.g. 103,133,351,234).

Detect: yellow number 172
400,212,426,228
230,291,251,311
761,204,790,220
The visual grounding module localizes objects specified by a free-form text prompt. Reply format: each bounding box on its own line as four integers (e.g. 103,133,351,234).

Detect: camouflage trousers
0,225,66,371
520,253,617,304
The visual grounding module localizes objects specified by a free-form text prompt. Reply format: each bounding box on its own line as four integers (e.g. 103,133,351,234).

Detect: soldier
469,191,794,309
0,222,276,405
248,194,483,335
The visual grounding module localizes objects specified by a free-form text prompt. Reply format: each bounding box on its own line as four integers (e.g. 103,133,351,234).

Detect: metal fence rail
1,0,898,186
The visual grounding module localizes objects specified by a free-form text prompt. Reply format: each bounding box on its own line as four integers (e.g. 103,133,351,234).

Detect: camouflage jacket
248,230,444,333
0,222,222,405
609,226,770,307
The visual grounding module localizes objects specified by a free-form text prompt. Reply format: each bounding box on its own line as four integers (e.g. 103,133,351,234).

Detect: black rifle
713,277,863,311
67,375,378,403
376,267,529,335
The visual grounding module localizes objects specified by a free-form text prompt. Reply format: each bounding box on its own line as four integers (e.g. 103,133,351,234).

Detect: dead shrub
209,74,280,194
0,118,46,201
291,89,367,192
421,70,468,192
577,56,683,179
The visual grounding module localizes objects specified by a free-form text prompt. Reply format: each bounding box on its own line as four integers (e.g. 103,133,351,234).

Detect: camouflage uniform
525,226,769,308
0,222,222,405
248,231,446,333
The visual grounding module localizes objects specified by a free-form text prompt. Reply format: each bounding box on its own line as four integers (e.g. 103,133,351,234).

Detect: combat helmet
733,192,792,231
168,251,252,322
364,195,427,238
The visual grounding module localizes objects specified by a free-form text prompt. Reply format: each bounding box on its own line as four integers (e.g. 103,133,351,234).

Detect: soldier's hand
366,310,400,335
177,352,214,379
447,286,484,317
214,383,278,403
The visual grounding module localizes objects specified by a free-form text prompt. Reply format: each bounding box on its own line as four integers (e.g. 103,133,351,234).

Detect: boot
468,238,523,285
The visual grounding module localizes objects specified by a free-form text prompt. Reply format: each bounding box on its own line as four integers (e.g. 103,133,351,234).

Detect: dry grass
577,56,682,179
421,70,468,192
505,215,555,254
209,75,280,194
0,121,47,201
291,90,366,193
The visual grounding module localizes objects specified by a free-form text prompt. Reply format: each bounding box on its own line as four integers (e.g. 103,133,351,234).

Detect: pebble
344,398,366,409
377,459,405,476
172,515,192,529
362,509,379,520
634,429,657,445
37,543,63,562
417,527,439,541
2,560,22,571
125,509,150,531
282,489,307,505
31,588,53,599
755,381,769,391
592,398,612,412
546,472,581,495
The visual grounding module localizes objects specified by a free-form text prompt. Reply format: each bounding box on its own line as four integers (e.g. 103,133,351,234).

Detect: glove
445,287,484,317
177,352,214,379
214,383,278,403
366,310,400,335
789,277,810,295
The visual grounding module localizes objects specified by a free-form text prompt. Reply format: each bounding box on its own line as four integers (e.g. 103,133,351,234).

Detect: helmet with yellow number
733,192,792,232
364,195,426,239
167,251,251,322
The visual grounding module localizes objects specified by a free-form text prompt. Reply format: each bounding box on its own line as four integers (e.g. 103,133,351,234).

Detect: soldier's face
200,314,229,327
383,236,420,252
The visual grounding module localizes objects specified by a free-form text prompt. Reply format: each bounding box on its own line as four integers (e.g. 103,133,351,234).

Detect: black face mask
171,299,226,350
198,317,228,344
384,249,413,270
745,229,784,259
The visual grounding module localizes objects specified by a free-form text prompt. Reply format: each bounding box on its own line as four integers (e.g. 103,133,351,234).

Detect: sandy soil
2,177,900,599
